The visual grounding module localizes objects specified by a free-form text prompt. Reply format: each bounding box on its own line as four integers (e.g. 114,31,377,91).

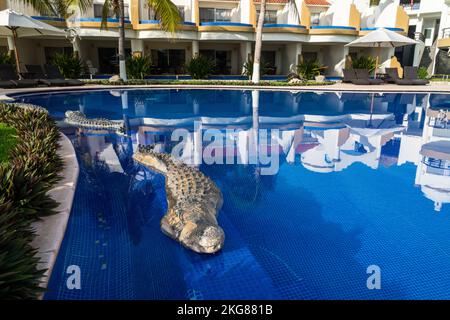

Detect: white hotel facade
1,0,450,78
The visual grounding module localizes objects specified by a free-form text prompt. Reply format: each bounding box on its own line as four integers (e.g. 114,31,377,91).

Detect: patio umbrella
345,28,418,77
0,9,65,75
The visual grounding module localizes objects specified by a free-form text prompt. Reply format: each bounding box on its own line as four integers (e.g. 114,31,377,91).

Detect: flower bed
0,103,63,299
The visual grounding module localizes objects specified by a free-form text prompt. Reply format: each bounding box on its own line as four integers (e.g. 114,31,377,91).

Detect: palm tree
252,0,299,83
100,0,181,81
19,0,93,19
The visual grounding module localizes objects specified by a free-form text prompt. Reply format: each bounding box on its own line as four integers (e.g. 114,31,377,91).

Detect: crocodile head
178,205,225,253
179,222,225,254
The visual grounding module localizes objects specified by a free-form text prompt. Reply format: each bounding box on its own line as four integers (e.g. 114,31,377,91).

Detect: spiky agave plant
126,55,152,79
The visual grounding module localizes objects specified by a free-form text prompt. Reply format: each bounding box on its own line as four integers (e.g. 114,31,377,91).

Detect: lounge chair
25,65,68,87
43,64,84,86
354,69,384,85
342,69,370,85
404,66,430,85
385,68,414,85
0,64,39,88
0,79,17,89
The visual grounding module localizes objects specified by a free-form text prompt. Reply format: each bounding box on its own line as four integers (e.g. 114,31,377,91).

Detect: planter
315,75,325,83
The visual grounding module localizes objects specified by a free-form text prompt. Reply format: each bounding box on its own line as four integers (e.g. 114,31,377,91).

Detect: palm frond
100,0,113,29
67,0,94,14
147,0,181,33
19,0,56,16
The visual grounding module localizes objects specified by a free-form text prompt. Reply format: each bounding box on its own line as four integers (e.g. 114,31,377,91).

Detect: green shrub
296,60,327,80
241,58,272,80
0,52,15,66
418,66,429,80
0,199,46,299
186,55,215,79
52,53,84,79
0,124,17,164
0,103,63,299
126,55,152,79
351,56,377,74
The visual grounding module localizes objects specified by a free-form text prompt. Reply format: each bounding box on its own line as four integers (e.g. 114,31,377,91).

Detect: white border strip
31,133,79,298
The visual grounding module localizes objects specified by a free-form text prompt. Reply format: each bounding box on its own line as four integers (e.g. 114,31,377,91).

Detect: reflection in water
17,89,450,299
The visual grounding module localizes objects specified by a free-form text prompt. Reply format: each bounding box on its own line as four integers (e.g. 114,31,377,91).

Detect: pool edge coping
3,82,450,97
31,132,79,299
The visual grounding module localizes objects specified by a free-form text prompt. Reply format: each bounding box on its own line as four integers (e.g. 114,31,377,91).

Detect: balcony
359,27,406,36
309,26,358,36
437,27,450,48
263,23,307,34
198,22,254,32
136,20,197,31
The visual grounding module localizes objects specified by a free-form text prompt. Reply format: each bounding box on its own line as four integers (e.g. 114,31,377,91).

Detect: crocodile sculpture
133,145,225,254
64,110,125,134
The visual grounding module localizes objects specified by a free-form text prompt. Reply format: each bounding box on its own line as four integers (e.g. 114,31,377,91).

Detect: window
200,8,214,22
151,49,186,74
310,13,320,26
200,8,232,23
370,0,380,6
424,28,432,40
94,3,128,19
256,10,277,24
215,9,231,22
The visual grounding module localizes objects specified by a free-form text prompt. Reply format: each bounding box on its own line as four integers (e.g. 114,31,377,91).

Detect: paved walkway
1,81,450,97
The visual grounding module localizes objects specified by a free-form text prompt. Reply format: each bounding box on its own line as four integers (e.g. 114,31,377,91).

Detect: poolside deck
1,82,450,96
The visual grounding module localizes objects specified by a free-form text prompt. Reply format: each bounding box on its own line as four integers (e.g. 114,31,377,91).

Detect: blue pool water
14,89,450,299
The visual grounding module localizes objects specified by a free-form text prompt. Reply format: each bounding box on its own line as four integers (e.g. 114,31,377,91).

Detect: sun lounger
25,65,69,86
0,64,39,88
385,68,414,85
43,64,84,86
403,66,430,85
342,69,370,85
354,69,384,85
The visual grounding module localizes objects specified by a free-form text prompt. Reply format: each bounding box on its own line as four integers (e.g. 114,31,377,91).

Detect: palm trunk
251,0,266,84
118,0,127,80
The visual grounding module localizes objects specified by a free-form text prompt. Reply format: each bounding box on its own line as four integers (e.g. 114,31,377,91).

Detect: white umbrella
345,28,418,77
0,9,65,75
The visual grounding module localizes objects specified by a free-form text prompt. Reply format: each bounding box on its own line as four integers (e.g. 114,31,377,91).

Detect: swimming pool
15,89,450,299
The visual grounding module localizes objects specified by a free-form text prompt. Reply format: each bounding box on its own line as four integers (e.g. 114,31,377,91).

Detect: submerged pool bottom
12,89,450,299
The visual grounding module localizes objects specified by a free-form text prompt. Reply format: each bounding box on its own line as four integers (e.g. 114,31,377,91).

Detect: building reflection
71,89,450,212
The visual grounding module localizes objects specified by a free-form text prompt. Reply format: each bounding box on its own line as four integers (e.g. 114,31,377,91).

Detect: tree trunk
118,0,127,80
251,0,266,84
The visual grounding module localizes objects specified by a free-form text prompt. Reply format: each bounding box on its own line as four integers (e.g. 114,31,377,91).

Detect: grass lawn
0,123,17,164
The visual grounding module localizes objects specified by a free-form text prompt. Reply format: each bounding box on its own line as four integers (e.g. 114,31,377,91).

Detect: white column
327,45,348,77
413,17,424,67
131,39,144,56
7,36,14,51
240,42,252,74
192,40,199,58
286,43,302,73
